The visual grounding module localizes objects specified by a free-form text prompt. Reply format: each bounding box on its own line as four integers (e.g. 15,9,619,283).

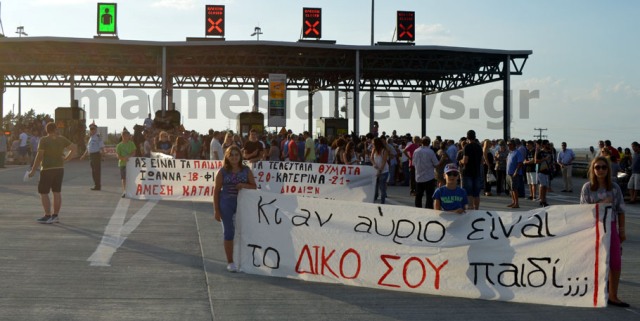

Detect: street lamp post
15,26,27,116
369,1,375,135
250,26,262,41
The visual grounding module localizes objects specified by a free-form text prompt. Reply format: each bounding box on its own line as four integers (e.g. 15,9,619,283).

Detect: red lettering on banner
378,255,401,288
318,164,361,176
426,258,448,290
136,184,174,196
295,245,361,280
296,245,316,274
182,185,214,196
193,160,223,169
280,185,320,194
339,248,361,279
403,257,427,288
378,255,449,290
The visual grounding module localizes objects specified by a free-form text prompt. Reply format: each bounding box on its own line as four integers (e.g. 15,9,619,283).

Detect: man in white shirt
18,129,30,165
557,142,575,192
209,131,224,160
143,113,154,130
80,123,105,190
413,136,440,209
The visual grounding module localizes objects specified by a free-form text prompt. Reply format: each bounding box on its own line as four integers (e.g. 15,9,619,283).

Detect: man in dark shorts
29,122,78,224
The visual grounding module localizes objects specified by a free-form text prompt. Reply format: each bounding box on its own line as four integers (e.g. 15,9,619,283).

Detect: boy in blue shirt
433,164,468,214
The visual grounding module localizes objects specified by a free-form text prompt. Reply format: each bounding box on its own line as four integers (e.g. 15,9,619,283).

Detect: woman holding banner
213,145,257,272
580,156,629,308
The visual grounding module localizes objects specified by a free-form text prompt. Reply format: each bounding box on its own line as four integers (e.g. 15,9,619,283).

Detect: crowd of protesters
2,113,639,210
6,115,637,305
115,118,638,211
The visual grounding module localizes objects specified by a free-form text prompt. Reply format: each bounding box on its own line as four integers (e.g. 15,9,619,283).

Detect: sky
2,0,639,150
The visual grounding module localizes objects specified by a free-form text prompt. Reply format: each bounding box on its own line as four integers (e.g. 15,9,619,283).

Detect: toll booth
237,112,264,138
316,117,348,138
55,107,87,155
154,110,181,130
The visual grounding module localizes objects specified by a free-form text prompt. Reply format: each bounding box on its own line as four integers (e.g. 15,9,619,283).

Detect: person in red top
316,137,329,163
287,133,298,162
403,136,420,196
605,140,620,160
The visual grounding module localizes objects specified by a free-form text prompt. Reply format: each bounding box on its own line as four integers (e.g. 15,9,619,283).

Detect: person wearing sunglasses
580,156,628,308
433,163,468,214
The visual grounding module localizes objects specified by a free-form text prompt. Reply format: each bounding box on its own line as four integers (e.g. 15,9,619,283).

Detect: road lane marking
87,198,158,266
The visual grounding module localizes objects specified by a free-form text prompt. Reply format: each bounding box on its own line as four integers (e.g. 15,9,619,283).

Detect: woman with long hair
580,156,628,307
233,134,243,149
155,131,172,155
333,138,346,164
268,139,281,161
482,139,495,196
213,145,257,272
221,131,234,152
435,142,452,188
342,141,359,165
494,140,508,195
371,137,389,204
171,136,189,159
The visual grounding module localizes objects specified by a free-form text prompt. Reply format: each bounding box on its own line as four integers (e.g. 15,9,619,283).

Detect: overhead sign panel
268,74,287,127
302,7,322,39
205,5,225,36
97,3,117,35
397,11,415,42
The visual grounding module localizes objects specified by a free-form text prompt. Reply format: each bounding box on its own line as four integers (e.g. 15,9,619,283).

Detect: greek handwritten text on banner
235,190,611,307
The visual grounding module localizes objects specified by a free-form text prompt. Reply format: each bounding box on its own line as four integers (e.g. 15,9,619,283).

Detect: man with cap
433,163,468,213
80,123,105,190
116,128,137,198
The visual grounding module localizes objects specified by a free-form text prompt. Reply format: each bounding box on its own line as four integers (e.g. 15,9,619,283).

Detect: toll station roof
0,37,531,93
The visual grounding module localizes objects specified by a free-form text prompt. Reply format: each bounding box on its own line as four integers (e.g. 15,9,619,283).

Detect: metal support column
17,76,21,116
0,75,4,119
308,91,314,135
70,75,75,106
161,46,167,117
503,56,511,141
354,50,360,136
333,85,339,118
253,78,259,112
421,92,427,137
369,87,374,135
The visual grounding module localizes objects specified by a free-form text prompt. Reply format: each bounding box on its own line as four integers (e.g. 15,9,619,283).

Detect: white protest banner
151,151,174,159
125,159,377,202
252,161,377,202
235,189,612,307
125,157,222,201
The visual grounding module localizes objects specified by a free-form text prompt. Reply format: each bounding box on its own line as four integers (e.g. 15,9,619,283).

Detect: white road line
87,198,158,267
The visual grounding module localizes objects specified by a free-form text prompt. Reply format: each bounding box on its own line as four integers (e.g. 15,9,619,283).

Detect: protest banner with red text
125,157,222,201
125,159,376,202
235,189,611,307
252,161,376,202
